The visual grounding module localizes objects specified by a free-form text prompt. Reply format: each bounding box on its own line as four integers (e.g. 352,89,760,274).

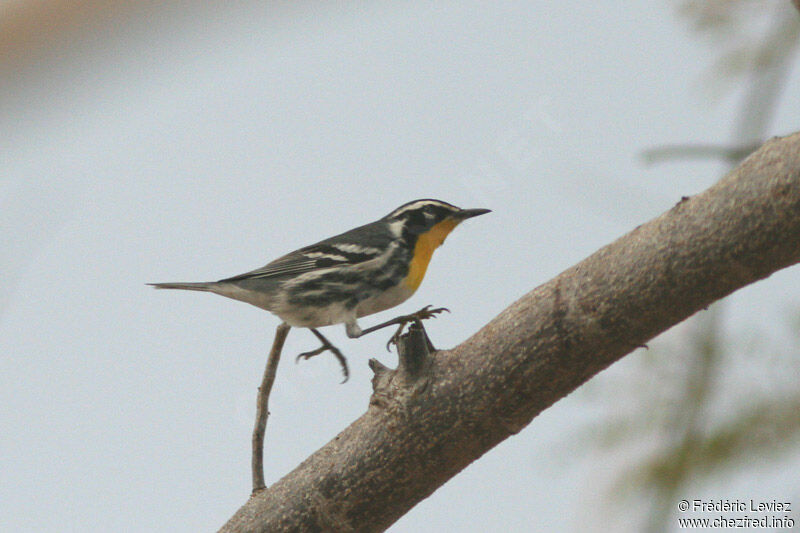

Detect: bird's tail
147,282,216,292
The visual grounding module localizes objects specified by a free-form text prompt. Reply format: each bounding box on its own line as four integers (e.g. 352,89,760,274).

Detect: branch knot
369,323,434,409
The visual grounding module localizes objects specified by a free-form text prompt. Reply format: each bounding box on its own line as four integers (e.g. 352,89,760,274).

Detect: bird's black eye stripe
407,210,426,228
429,205,453,220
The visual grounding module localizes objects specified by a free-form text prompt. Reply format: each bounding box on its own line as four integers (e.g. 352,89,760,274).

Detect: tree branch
251,322,290,493
221,132,800,532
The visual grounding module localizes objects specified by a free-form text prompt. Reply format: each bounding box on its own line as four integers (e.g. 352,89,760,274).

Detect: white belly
272,298,354,329
355,282,415,318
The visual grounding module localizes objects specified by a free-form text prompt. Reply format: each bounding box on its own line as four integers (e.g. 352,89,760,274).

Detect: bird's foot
385,305,449,351
297,329,350,382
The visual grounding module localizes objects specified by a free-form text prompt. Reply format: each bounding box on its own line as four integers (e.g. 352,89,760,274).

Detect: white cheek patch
388,219,405,237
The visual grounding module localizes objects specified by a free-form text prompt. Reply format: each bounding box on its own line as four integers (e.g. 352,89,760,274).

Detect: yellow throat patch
404,218,459,291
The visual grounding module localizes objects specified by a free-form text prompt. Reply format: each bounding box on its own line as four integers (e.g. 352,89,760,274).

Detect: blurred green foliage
581,3,800,531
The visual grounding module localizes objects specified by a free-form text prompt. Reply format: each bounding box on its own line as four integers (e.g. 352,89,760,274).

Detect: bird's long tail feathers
148,282,216,292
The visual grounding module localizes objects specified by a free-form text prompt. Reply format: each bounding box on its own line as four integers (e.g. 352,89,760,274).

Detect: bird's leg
357,305,449,351
296,328,349,382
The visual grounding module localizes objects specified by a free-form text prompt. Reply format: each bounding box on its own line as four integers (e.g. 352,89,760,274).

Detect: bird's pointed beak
455,208,491,220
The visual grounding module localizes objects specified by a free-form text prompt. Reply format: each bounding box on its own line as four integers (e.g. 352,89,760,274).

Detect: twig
251,322,291,494
640,142,761,165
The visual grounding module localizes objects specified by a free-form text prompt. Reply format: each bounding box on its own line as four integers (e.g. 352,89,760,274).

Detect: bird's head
385,199,490,247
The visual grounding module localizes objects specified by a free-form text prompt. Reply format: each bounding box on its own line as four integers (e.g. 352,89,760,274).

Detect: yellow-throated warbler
149,199,490,379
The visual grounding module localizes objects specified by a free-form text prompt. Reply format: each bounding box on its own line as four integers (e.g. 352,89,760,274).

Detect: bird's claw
296,340,350,383
385,305,450,351
386,322,407,351
296,347,324,362
414,305,449,321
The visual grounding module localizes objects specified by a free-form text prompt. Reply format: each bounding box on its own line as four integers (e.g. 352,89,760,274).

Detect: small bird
149,199,490,379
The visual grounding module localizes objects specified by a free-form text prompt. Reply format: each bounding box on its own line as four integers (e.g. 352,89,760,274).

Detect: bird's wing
220,222,390,282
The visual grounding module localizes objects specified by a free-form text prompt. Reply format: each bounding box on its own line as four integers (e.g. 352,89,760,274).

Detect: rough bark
221,132,800,532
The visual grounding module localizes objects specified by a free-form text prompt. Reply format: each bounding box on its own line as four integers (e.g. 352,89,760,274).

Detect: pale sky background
2,2,800,532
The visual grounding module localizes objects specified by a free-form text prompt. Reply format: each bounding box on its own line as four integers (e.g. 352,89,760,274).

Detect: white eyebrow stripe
331,243,383,255
388,200,458,218
303,252,348,261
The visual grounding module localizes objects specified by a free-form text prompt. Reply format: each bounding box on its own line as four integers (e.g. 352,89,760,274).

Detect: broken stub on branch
369,322,435,409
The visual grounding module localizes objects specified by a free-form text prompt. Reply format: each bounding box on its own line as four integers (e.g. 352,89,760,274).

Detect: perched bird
149,199,490,379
